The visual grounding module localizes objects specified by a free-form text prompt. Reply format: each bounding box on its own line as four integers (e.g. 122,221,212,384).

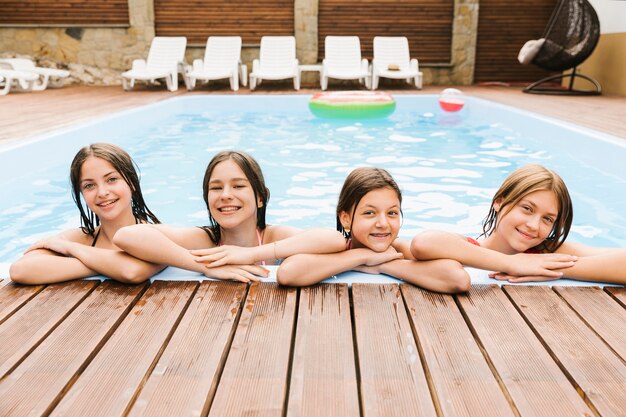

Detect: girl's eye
522,205,532,212
234,184,246,189
82,183,95,190
362,210,375,216
388,210,399,216
209,186,222,191
544,216,555,224
107,177,118,183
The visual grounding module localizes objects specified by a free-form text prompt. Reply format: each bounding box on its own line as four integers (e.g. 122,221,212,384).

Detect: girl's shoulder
60,228,95,245
263,224,302,243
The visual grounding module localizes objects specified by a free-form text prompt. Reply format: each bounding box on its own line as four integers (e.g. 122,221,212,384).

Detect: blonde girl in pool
276,167,471,292
410,164,626,284
10,143,165,284
114,150,346,282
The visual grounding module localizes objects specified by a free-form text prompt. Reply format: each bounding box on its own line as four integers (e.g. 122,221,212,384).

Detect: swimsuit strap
91,228,101,247
257,229,267,266
346,237,352,250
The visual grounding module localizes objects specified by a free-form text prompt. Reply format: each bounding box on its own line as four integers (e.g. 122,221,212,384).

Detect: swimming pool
1,95,626,274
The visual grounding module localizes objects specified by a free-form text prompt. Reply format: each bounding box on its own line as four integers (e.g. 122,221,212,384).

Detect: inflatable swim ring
308,91,396,119
438,88,465,112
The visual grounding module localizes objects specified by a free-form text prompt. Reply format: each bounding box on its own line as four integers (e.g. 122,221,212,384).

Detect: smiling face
485,189,559,254
340,187,401,252
206,159,263,232
79,156,134,224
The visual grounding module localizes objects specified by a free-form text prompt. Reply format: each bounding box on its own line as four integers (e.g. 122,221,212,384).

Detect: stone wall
0,0,478,86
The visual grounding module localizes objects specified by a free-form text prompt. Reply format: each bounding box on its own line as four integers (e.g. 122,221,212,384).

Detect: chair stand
523,67,601,96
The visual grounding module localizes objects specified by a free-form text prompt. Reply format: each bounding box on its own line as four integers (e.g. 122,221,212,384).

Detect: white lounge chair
371,37,423,90
0,68,38,96
321,36,370,91
0,58,70,91
185,36,247,91
249,36,300,91
121,37,187,92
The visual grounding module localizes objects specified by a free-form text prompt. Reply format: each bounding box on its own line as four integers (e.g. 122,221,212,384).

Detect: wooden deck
1,278,624,417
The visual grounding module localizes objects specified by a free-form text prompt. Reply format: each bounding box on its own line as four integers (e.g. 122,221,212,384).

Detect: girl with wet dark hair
10,143,164,284
114,150,345,282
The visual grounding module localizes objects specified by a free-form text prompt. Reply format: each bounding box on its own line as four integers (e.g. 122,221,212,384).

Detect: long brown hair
480,164,572,252
70,143,159,236
336,167,402,238
201,150,270,245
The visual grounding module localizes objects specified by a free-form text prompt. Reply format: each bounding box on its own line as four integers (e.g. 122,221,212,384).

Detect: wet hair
201,150,270,245
70,143,160,236
480,164,573,253
336,167,402,238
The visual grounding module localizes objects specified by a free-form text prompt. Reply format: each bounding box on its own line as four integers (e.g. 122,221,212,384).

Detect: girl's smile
80,156,133,222
207,160,262,230
341,187,401,252
486,189,558,254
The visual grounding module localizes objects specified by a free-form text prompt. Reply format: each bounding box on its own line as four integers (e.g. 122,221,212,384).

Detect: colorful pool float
308,91,396,119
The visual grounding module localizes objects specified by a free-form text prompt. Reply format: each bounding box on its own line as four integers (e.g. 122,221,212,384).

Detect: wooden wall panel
319,0,454,63
475,0,558,83
154,0,294,45
0,1,129,25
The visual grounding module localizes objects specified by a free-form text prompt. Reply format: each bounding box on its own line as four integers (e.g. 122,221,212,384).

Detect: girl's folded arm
377,259,470,293
552,243,626,284
410,230,508,271
269,227,346,259
113,224,212,273
10,249,97,285
276,249,371,287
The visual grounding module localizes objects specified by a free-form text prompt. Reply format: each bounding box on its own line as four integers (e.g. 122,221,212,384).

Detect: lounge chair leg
122,78,133,91
0,77,11,95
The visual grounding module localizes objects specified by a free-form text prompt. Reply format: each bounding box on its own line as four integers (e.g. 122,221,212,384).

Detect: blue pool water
1,95,626,269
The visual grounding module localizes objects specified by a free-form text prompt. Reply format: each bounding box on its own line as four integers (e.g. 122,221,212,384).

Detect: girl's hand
364,247,403,266
489,272,560,283
353,264,382,274
191,246,257,267
506,253,577,277
202,264,269,283
25,235,74,256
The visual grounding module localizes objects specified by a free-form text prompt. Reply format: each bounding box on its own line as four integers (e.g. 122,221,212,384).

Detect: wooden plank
126,281,247,417
505,285,626,417
457,285,593,417
0,281,145,417
555,286,626,361
0,0,129,25
606,287,626,307
0,280,97,379
352,284,436,417
207,282,297,417
49,281,197,417
401,285,516,417
287,284,359,417
0,281,45,324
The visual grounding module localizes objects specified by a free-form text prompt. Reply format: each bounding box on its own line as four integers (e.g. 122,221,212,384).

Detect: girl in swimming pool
10,143,165,285
276,167,471,292
410,164,626,284
113,150,346,282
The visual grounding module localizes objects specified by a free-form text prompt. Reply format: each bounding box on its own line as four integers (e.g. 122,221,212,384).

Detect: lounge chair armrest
410,58,419,71
252,59,260,73
192,59,203,72
361,59,370,72
131,59,147,71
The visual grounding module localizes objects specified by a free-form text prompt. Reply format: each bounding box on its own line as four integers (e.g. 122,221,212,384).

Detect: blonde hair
481,164,572,252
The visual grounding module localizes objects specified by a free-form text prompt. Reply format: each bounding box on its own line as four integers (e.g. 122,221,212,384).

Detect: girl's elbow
276,260,300,287
9,262,35,285
117,264,151,284
446,261,471,293
410,232,433,260
112,226,133,250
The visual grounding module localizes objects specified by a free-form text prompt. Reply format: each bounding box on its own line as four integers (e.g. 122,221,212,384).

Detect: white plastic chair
121,37,187,92
321,36,370,90
371,37,422,90
185,36,247,91
0,58,70,91
249,36,300,91
0,67,38,96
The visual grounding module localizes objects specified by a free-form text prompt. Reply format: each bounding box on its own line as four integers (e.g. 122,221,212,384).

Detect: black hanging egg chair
518,0,602,95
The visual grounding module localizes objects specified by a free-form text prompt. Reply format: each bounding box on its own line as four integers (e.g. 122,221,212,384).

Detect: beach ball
438,88,465,112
